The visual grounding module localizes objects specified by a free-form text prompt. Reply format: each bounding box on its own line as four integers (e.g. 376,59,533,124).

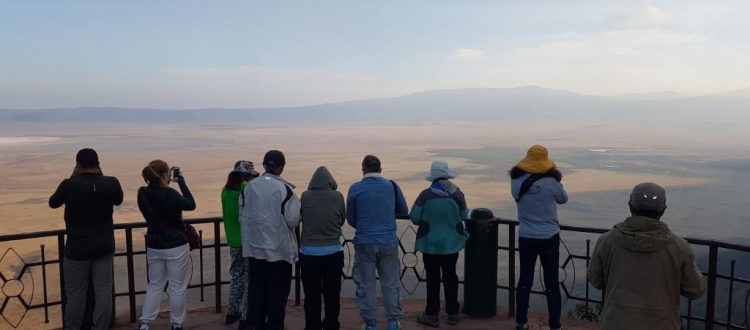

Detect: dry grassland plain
1,122,745,241
1,121,749,328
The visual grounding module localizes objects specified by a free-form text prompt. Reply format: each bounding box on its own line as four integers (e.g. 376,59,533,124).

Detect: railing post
111,256,116,328
214,220,222,313
705,244,718,330
585,239,590,312
295,226,301,306
125,228,136,323
199,230,205,302
508,224,516,316
40,244,49,323
57,233,66,327
727,260,736,327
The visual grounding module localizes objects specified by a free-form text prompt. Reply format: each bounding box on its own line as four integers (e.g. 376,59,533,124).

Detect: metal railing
0,217,226,328
0,217,748,329
491,219,750,330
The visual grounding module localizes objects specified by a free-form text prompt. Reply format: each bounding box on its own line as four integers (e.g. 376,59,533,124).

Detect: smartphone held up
170,166,181,182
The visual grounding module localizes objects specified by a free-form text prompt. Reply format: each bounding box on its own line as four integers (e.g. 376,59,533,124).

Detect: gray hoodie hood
308,166,337,191
612,216,674,253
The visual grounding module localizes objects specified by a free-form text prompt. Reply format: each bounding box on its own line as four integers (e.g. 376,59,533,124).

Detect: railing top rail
0,217,222,242
494,217,750,253
2,215,749,253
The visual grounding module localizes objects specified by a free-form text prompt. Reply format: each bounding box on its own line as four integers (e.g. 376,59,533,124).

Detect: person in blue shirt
509,145,568,330
347,155,408,330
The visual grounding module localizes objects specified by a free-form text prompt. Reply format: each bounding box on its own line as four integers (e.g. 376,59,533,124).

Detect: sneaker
361,324,379,330
516,323,529,330
137,323,150,330
225,313,241,325
387,320,401,330
447,314,460,325
417,314,439,327
171,324,183,330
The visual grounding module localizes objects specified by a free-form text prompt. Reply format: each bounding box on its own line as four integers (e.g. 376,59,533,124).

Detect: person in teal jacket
409,160,468,327
221,160,258,327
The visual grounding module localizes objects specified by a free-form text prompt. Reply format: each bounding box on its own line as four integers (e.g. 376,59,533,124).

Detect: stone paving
113,298,599,330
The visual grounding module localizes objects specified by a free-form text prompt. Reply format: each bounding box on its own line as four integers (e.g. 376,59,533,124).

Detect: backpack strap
515,174,545,202
389,180,399,216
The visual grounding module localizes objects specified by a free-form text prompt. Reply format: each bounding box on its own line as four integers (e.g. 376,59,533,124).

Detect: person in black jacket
49,148,123,330
137,160,196,330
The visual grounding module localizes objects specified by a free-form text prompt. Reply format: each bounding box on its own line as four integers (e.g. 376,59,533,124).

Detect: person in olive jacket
299,166,346,330
409,160,468,327
587,182,705,330
49,148,123,330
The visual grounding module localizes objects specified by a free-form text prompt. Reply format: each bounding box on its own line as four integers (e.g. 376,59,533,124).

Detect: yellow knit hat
516,144,556,174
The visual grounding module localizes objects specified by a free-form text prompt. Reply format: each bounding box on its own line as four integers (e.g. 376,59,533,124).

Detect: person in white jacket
239,150,301,330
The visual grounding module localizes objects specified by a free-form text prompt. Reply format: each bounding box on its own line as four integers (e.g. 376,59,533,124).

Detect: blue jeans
353,244,403,326
516,234,561,328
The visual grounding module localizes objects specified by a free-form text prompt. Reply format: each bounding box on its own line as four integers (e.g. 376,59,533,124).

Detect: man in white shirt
239,150,301,330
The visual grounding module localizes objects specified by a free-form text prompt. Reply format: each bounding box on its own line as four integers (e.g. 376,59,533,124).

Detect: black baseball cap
263,150,286,169
629,182,667,213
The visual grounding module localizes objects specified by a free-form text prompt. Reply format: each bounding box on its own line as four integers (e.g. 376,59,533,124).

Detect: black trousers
516,234,561,329
300,251,344,330
245,257,292,330
422,252,460,315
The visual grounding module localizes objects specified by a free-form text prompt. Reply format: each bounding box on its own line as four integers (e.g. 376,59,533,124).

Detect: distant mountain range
1,86,749,125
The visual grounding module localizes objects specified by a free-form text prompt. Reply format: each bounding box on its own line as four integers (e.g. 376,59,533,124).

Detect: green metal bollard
462,208,498,318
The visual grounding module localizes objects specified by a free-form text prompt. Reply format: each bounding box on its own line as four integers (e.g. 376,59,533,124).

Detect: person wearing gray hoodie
300,166,346,330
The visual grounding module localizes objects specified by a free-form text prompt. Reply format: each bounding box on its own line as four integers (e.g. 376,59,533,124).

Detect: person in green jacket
409,160,469,327
221,160,259,326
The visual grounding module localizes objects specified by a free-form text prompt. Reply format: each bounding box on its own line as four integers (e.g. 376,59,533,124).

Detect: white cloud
646,4,666,28
451,48,484,60
514,30,704,60
609,3,668,29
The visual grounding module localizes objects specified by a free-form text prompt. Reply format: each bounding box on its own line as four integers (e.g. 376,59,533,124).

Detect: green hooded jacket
221,182,247,249
587,216,705,330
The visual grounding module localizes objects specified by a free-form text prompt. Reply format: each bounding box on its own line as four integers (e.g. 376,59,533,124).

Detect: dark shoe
447,314,460,325
226,313,241,325
417,314,439,327
238,320,247,330
516,324,529,330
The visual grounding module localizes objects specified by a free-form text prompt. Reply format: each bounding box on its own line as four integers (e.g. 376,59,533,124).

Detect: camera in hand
171,166,181,182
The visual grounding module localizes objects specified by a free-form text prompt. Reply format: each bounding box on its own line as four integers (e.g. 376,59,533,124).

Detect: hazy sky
1,1,749,108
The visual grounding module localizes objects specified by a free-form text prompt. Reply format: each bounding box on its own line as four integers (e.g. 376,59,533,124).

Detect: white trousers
139,243,191,325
